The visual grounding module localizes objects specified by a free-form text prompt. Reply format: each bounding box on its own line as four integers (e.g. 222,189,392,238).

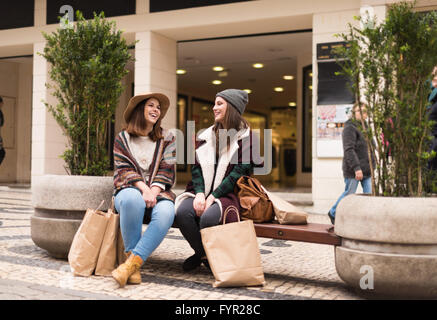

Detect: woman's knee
199,205,221,229
154,200,175,225
115,188,145,214
175,198,195,224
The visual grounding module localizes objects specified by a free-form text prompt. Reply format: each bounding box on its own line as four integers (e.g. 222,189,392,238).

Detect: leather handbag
235,176,274,223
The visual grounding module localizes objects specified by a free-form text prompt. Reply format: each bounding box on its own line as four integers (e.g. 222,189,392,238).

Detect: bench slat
253,222,341,246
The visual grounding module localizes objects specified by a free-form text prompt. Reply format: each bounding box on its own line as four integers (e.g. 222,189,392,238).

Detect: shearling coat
175,125,262,224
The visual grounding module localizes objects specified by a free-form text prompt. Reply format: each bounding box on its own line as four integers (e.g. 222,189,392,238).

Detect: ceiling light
274,87,284,92
309,72,313,77
252,63,264,69
309,85,313,90
213,66,224,71
289,102,297,107
243,89,252,94
176,69,186,75
283,75,294,80
212,80,222,85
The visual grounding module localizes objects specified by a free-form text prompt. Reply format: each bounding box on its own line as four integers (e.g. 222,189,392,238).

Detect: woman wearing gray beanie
174,89,263,271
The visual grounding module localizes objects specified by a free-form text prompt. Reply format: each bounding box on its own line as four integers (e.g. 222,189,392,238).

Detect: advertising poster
316,104,352,157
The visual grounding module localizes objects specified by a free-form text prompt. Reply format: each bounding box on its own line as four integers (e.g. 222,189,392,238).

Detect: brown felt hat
123,92,170,123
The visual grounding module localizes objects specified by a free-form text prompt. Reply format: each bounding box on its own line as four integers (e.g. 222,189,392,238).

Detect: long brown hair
213,101,249,154
124,99,163,141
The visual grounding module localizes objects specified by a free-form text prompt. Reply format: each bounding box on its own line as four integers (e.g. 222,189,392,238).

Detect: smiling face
212,96,228,124
144,97,161,125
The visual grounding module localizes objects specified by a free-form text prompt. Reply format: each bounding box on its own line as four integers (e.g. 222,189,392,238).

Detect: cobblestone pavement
0,187,362,300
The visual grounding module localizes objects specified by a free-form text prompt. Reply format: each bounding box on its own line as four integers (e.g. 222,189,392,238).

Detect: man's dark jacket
342,119,374,178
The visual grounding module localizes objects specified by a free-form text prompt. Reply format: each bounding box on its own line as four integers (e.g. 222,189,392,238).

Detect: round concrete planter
335,194,437,299
31,174,113,259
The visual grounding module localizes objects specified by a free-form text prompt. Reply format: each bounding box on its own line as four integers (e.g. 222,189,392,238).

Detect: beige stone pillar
16,62,33,183
34,0,47,27
134,31,177,130
31,42,67,179
311,4,386,213
296,52,312,188
136,0,149,14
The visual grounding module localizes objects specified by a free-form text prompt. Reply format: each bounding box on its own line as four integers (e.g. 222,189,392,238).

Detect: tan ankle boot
112,254,143,288
122,252,142,285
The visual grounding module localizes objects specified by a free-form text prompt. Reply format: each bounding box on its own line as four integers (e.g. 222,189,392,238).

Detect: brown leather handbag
235,176,274,223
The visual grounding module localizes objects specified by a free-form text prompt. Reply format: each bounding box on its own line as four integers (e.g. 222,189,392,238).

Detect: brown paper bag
200,206,265,288
68,201,109,276
95,209,120,276
116,227,127,266
262,187,308,225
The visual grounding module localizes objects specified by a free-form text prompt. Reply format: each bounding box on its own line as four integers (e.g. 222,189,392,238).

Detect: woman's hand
142,190,157,208
193,193,206,216
204,194,216,212
134,181,156,208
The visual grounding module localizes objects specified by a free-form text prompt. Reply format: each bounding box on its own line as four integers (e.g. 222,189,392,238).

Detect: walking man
328,104,374,224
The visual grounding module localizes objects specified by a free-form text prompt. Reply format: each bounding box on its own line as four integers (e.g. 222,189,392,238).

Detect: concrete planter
335,194,437,299
31,174,113,259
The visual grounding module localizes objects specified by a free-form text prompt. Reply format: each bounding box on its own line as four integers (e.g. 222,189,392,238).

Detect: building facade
0,0,432,212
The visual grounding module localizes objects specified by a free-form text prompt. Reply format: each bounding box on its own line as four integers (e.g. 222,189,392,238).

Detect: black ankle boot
182,254,202,271
201,257,211,271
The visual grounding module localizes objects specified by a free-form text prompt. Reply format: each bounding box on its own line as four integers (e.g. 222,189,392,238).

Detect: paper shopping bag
68,201,109,276
95,208,120,276
262,187,308,225
200,206,265,288
116,226,127,266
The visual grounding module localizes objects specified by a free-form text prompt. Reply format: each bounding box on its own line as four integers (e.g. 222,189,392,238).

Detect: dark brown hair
124,99,163,141
213,101,249,153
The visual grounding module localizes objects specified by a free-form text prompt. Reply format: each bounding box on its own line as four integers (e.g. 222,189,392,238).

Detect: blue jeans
114,188,175,262
329,177,372,219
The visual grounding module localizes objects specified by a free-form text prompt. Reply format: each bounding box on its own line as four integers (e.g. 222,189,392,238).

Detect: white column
312,9,360,213
296,52,312,188
136,0,149,14
311,4,386,213
16,62,33,183
34,0,47,27
31,42,67,179
134,31,177,130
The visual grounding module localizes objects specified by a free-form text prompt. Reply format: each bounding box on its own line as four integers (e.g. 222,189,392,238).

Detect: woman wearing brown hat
174,89,263,272
111,92,176,287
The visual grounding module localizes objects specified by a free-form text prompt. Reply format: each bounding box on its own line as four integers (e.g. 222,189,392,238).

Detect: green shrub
335,1,437,196
41,11,134,175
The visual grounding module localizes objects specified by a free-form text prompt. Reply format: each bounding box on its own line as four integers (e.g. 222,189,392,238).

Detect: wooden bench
253,222,342,246
146,210,342,246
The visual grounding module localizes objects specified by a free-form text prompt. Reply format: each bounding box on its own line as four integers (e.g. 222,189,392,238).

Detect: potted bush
332,1,437,298
31,11,134,258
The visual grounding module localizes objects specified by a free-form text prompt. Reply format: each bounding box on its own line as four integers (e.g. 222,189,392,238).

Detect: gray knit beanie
216,89,248,114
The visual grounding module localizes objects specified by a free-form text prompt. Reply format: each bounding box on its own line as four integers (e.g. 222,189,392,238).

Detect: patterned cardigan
113,129,176,202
